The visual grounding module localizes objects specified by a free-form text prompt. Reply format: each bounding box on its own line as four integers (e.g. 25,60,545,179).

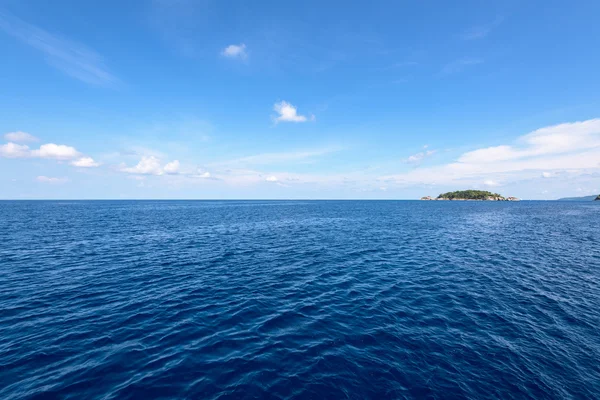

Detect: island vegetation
596,195,600,201
438,190,504,200
421,190,519,201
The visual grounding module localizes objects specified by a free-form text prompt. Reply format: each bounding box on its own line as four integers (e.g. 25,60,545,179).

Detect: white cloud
163,160,180,174
1,140,103,172
266,176,278,182
71,157,100,167
36,176,68,184
0,142,30,158
31,143,80,160
199,171,211,178
1,141,98,169
541,171,553,178
459,119,600,163
120,156,183,176
273,101,313,123
0,142,81,160
0,11,117,86
4,131,38,142
221,43,247,59
381,118,600,187
120,156,164,175
483,180,500,187
403,149,436,164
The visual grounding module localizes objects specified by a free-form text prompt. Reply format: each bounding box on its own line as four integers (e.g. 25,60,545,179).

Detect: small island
596,195,600,201
421,190,520,201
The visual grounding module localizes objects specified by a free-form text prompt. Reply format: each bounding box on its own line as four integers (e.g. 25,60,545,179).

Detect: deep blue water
1,200,599,399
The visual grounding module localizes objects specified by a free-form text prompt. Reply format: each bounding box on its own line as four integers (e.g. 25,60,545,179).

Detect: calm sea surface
1,200,599,399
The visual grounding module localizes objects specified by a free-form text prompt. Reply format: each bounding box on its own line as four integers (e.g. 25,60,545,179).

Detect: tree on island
437,190,504,200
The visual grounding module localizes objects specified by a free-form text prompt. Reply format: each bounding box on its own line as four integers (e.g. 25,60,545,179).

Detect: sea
1,200,599,399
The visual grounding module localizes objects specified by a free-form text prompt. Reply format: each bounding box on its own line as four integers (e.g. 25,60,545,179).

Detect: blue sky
1,0,599,199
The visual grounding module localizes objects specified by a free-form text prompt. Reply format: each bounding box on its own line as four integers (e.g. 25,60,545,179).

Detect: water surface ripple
1,200,599,399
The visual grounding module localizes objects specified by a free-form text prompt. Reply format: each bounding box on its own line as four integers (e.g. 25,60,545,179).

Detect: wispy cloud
149,0,207,57
376,61,419,71
0,11,117,86
221,43,247,60
36,176,68,184
381,118,600,187
403,146,437,165
440,58,483,75
3,131,39,143
213,147,339,168
460,17,503,40
458,119,600,163
273,101,314,123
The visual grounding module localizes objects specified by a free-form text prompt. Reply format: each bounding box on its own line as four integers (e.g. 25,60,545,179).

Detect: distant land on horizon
557,195,598,201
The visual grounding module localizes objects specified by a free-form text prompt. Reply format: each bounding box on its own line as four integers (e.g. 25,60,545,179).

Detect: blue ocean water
1,200,599,399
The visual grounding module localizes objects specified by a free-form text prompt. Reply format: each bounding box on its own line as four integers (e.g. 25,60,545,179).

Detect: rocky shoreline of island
421,190,520,201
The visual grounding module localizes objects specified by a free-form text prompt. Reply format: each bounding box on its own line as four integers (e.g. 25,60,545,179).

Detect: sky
1,0,600,200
